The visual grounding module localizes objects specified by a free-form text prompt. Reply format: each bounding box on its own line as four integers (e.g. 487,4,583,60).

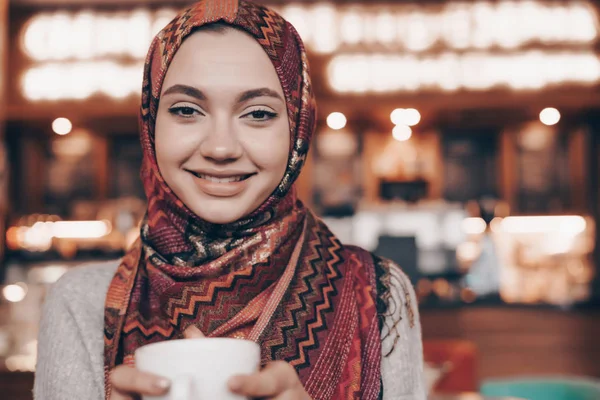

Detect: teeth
197,174,246,183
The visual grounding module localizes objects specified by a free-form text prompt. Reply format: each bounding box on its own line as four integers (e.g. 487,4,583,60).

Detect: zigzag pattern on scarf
103,2,382,400
123,317,175,339
289,231,343,369
264,221,340,365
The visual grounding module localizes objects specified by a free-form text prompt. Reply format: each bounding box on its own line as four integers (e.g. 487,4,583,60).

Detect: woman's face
155,28,290,225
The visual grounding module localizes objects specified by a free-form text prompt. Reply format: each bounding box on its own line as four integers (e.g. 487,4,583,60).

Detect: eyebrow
162,84,206,101
236,88,284,104
162,84,284,104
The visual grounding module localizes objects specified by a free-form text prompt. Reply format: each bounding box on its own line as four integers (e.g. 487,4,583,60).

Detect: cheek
245,128,289,176
154,114,196,168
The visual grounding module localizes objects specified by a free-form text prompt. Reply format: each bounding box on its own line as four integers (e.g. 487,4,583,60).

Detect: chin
175,183,273,226
199,212,243,225
189,201,250,225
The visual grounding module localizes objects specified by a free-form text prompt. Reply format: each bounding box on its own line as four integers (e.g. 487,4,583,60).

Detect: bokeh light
392,125,412,141
3,284,28,303
539,107,561,126
52,117,72,135
391,108,421,126
326,112,347,130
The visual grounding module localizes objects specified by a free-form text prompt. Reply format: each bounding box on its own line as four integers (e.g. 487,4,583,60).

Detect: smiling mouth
189,171,255,183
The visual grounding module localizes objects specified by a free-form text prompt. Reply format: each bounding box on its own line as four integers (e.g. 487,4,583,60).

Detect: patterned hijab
103,1,384,399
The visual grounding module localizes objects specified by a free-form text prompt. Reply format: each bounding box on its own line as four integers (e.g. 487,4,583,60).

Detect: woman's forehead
161,29,284,98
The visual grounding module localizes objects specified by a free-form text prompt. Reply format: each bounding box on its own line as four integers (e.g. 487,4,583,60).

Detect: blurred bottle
464,198,502,297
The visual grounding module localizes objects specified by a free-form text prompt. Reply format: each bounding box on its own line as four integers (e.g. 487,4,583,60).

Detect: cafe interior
1,0,600,399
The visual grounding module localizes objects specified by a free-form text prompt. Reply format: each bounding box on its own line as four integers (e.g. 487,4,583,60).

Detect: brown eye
251,111,269,119
179,107,196,116
168,106,201,118
243,109,278,121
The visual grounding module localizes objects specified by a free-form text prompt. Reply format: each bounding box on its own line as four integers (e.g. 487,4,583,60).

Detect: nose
198,117,243,163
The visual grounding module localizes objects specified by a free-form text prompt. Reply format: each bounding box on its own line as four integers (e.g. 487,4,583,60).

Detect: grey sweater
33,260,425,400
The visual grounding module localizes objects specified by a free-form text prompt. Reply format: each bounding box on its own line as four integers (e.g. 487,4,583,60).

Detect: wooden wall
421,307,600,381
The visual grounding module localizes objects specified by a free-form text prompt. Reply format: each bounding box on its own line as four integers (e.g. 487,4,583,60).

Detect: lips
191,172,253,183
186,169,256,197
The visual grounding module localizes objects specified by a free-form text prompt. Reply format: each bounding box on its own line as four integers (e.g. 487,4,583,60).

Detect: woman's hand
190,327,312,399
108,326,204,399
228,361,312,400
109,327,311,400
109,365,170,400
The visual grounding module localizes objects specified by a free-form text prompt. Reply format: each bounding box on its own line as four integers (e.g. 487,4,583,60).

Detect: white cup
135,338,261,400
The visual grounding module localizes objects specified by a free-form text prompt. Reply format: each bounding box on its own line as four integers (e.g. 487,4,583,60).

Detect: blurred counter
323,201,469,277
324,202,596,308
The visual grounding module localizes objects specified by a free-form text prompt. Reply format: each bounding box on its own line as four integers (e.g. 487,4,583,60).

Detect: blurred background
1,0,600,399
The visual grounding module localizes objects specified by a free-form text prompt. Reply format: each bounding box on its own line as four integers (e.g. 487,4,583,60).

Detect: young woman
34,1,425,399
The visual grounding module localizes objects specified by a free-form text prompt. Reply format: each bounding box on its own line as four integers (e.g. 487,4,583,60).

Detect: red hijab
103,1,384,399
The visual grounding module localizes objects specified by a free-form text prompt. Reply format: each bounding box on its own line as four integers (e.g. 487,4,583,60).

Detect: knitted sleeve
33,265,109,400
375,256,427,400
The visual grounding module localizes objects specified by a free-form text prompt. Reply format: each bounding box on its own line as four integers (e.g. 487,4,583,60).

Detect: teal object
480,377,600,400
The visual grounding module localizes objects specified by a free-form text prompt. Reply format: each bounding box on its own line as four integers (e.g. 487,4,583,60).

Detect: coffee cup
135,338,261,400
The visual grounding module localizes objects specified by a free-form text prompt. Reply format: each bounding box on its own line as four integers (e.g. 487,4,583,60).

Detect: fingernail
228,377,242,391
154,378,171,390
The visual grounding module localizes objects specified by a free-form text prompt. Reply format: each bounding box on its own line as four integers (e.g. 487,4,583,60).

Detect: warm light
391,108,421,126
21,3,600,101
390,109,404,125
392,125,412,141
328,51,600,93
9,220,112,251
310,4,338,53
22,61,143,101
3,284,27,303
462,217,487,235
326,112,347,130
404,108,421,126
499,216,587,235
20,4,600,98
539,107,561,126
374,12,396,44
52,220,111,239
22,9,176,61
52,118,72,135
281,1,599,53
22,222,53,251
340,12,364,44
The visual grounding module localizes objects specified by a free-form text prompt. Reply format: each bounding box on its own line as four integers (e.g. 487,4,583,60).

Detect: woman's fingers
109,365,170,400
228,361,300,397
109,327,203,399
183,325,205,339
